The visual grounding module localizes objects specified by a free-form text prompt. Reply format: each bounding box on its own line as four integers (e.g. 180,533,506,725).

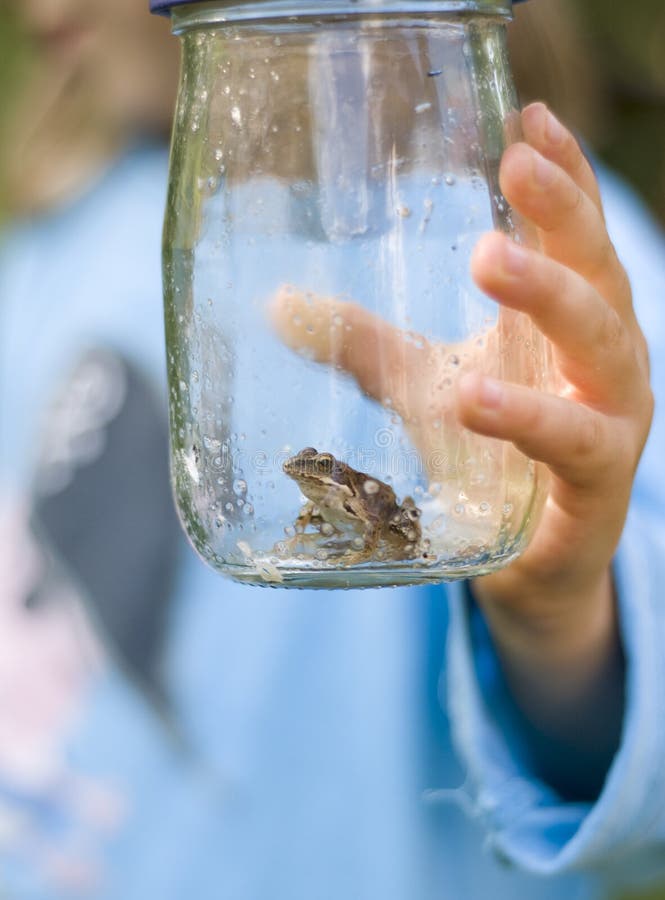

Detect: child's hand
462,103,652,611
457,104,652,777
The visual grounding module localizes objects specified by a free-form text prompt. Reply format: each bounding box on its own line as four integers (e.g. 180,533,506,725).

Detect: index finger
268,285,429,417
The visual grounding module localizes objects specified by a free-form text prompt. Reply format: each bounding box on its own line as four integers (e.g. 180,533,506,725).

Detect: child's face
17,0,179,134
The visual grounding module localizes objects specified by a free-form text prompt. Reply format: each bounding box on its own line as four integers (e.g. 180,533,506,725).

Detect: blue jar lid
151,0,527,13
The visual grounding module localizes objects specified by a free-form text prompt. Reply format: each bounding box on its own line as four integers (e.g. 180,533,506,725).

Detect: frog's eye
299,447,318,458
317,453,335,471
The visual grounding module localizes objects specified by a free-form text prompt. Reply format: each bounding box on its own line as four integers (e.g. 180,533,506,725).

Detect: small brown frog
283,447,422,562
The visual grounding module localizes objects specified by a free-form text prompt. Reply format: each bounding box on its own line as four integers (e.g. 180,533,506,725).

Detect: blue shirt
2,143,665,899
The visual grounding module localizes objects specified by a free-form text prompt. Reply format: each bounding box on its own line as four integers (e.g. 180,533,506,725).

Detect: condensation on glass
162,0,550,588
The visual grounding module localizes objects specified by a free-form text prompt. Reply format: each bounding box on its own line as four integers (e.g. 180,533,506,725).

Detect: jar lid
151,0,528,14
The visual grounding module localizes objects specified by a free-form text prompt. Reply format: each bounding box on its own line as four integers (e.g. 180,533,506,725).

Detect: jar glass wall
162,0,550,588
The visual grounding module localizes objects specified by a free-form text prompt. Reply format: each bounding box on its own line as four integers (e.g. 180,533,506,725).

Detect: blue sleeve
444,166,665,873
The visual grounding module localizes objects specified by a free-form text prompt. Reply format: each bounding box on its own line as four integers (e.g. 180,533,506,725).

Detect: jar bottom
213,543,526,589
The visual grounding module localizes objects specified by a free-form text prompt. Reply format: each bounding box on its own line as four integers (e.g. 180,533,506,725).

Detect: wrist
471,568,617,675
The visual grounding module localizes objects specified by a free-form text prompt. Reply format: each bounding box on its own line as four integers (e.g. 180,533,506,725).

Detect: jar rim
164,0,516,30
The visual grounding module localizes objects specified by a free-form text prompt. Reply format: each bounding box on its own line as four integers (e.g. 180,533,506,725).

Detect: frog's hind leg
339,520,380,566
277,503,339,558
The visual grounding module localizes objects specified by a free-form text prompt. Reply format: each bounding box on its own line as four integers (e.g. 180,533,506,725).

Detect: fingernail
502,240,528,276
545,109,566,146
533,152,557,187
478,376,503,409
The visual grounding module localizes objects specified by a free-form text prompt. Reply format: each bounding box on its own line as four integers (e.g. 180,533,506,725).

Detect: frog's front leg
295,501,336,534
294,500,318,533
276,503,321,558
282,502,337,553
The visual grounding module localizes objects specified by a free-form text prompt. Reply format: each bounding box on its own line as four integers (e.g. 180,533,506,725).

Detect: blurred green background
574,0,665,225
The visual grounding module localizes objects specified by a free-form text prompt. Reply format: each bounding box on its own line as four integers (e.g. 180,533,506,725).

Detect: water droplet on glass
352,537,365,550
445,174,456,186
233,479,247,495
320,522,334,536
363,479,379,495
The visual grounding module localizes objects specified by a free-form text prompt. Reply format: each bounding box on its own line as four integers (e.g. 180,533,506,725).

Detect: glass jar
156,0,549,588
